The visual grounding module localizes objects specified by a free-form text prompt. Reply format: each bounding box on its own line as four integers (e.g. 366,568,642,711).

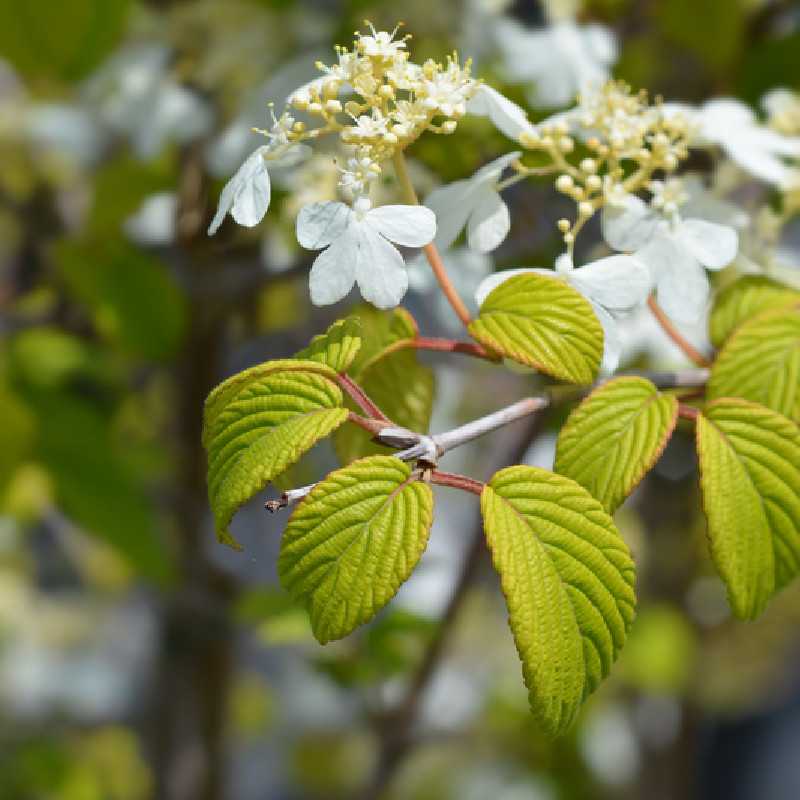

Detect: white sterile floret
762,88,800,136
297,199,436,309
424,152,521,253
208,111,311,235
475,252,651,372
466,83,538,142
667,98,800,188
493,16,617,109
602,186,738,324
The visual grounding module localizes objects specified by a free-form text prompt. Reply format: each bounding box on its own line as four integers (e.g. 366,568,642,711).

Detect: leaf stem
336,373,391,420
429,470,485,495
392,150,474,328
381,335,499,362
678,404,700,422
647,295,711,368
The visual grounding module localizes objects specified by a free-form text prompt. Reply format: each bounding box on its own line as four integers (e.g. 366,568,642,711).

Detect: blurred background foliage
1,1,799,798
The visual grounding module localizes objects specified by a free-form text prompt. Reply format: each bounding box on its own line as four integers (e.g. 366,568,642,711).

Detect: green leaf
278,456,433,644
333,307,434,464
295,318,362,373
710,276,800,348
468,273,603,384
707,305,800,423
204,360,348,547
696,399,800,620
481,466,636,735
56,239,187,362
555,377,678,513
0,385,36,491
0,0,131,81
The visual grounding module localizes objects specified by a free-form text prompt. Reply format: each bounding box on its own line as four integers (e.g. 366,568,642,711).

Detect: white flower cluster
208,22,538,308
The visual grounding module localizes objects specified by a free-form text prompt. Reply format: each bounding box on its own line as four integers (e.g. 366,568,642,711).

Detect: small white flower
297,199,436,309
475,253,651,372
466,83,538,142
207,141,309,235
602,191,738,323
667,98,800,188
493,17,617,109
423,152,520,253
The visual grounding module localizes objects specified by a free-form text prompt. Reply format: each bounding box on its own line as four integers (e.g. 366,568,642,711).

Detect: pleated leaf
481,466,636,736
334,306,434,464
710,276,800,348
708,305,800,423
295,317,362,373
204,359,348,547
469,273,603,384
278,456,434,643
555,377,678,513
696,399,800,620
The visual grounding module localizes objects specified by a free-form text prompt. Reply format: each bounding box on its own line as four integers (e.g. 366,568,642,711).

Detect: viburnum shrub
205,23,800,736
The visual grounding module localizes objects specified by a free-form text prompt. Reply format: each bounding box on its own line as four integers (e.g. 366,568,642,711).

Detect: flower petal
297,201,352,249
208,146,271,235
589,301,622,374
308,234,356,306
472,151,522,184
639,233,709,323
424,181,476,250
467,189,510,253
354,224,409,309
474,267,549,307
367,204,436,248
466,84,536,142
601,193,657,252
674,219,738,270
568,255,651,312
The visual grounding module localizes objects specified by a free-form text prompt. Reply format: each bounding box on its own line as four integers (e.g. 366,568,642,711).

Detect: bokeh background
1,1,800,798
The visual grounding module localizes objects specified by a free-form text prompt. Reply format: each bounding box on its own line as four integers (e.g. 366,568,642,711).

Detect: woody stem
392,150,474,328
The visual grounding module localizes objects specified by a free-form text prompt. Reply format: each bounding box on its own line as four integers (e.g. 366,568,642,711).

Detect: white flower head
669,98,800,188
208,110,311,235
297,199,436,309
493,16,617,110
602,186,738,324
424,152,520,253
475,252,651,372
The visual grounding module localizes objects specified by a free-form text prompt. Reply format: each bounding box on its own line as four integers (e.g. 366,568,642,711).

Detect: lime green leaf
204,360,348,547
555,377,678,513
710,276,800,347
0,385,36,491
468,274,603,384
278,456,433,644
295,318,362,373
696,399,800,619
481,466,636,735
333,307,434,464
708,305,800,423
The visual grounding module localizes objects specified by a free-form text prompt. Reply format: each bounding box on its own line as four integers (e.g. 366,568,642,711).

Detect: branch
358,411,549,799
647,296,712,368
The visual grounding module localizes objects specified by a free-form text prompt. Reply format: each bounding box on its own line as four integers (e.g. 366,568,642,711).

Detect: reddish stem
421,243,473,328
647,296,711,368
429,470,485,496
347,411,391,435
678,404,700,421
337,374,390,421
